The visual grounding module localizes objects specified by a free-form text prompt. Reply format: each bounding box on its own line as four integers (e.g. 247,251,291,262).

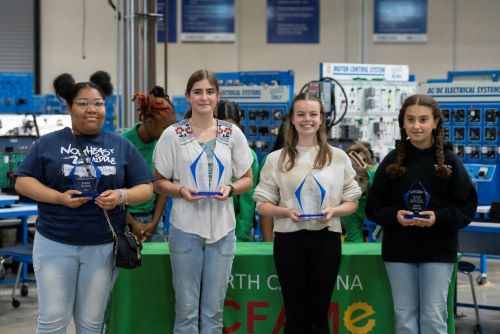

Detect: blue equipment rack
420,70,500,285
420,70,500,206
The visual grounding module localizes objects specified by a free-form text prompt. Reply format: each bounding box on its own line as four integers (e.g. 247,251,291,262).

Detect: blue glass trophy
295,173,326,220
69,158,101,199
190,146,224,197
403,180,431,219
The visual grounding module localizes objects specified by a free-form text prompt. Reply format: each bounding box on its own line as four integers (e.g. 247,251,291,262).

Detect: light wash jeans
33,232,118,334
168,225,236,334
385,262,454,334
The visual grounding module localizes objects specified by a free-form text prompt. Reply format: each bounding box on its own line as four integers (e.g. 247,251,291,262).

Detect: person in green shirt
216,100,259,241
122,86,177,241
341,142,376,242
258,115,286,241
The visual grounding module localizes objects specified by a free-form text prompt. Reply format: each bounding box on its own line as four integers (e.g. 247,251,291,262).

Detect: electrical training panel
0,72,118,132
318,63,417,162
420,71,500,205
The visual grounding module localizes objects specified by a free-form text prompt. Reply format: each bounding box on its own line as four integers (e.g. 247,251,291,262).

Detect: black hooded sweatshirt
365,141,477,263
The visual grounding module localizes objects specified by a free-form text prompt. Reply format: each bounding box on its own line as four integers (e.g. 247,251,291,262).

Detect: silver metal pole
142,0,148,92
126,0,135,129
147,0,157,91
116,0,124,129
163,0,168,91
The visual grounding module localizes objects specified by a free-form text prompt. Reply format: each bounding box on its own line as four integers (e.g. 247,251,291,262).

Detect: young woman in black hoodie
365,94,477,334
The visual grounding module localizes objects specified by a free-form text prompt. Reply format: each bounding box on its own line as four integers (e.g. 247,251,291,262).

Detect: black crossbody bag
103,209,142,269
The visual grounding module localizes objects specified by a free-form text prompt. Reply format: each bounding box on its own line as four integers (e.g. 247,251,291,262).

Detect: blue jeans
131,213,166,242
385,262,454,334
168,225,236,334
33,232,118,334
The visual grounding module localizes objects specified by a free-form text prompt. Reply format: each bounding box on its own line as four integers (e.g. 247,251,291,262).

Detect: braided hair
133,86,174,121
386,94,451,179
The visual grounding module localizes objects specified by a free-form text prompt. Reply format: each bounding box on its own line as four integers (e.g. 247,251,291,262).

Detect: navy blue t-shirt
16,127,155,245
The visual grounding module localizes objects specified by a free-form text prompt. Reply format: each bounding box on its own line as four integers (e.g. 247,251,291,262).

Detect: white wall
365,0,500,80
41,0,117,93
40,0,500,96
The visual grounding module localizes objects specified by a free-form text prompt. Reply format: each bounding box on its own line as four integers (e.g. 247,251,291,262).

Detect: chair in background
0,243,33,307
0,204,37,308
457,260,482,334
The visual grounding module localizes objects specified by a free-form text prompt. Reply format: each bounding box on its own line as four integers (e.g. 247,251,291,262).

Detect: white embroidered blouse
154,119,253,243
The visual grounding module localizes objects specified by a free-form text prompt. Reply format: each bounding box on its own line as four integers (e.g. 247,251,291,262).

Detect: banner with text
267,0,319,44
106,243,456,334
419,82,500,102
321,62,410,81
157,0,177,43
373,0,427,43
181,0,235,42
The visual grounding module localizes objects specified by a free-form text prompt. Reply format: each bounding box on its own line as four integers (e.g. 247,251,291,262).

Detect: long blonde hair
278,92,332,172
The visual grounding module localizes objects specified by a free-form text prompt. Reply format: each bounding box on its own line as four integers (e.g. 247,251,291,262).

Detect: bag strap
103,209,117,240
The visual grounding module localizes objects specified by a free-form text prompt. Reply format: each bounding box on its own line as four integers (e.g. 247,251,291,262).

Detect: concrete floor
0,257,499,334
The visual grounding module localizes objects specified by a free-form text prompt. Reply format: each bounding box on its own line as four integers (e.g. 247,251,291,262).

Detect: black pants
273,228,341,334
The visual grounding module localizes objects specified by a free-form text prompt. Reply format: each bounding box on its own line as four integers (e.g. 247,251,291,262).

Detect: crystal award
69,158,101,199
295,173,326,220
403,180,431,219
190,146,224,197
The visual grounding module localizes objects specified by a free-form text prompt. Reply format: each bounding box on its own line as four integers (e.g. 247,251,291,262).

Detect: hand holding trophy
403,180,431,219
69,157,101,199
190,146,224,197
294,172,326,220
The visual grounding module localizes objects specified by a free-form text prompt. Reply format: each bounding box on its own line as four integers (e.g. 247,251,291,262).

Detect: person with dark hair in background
15,71,154,334
153,70,253,333
366,94,477,334
122,86,177,242
254,92,361,333
216,99,259,241
341,142,376,242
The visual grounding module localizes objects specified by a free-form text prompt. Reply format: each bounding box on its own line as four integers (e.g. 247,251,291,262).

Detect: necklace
189,119,216,129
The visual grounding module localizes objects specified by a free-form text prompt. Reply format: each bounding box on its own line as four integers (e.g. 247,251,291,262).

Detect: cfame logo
343,302,376,334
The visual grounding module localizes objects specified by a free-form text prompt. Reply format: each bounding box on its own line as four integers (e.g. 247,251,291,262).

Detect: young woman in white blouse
253,92,361,334
153,70,253,334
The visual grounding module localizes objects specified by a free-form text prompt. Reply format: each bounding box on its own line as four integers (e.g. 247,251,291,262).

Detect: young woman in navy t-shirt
15,71,153,334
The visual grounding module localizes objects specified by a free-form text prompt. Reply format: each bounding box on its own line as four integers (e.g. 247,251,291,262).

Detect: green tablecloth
106,242,456,334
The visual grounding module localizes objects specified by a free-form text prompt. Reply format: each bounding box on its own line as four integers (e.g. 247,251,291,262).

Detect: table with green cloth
106,242,456,334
